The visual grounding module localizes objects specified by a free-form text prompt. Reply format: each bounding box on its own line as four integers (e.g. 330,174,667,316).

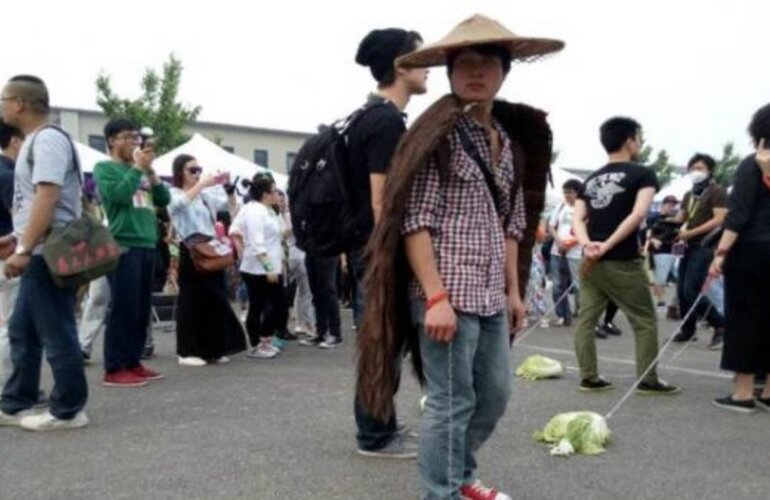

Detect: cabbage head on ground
533,411,611,456
515,355,564,380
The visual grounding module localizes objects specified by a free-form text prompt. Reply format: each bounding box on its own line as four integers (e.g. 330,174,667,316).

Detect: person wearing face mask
671,154,727,348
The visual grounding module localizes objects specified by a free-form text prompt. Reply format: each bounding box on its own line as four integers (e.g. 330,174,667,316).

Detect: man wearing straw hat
356,14,562,500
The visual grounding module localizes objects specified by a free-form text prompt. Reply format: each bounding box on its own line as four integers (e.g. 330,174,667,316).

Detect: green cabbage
515,355,564,380
533,411,611,456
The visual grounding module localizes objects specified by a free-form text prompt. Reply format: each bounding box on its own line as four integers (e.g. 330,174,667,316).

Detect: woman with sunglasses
169,154,245,366
229,173,285,359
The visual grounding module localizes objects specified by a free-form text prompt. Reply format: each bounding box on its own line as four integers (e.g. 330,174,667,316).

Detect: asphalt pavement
0,304,767,500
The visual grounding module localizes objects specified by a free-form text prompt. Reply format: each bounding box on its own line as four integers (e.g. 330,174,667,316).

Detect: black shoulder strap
337,99,391,137
26,124,83,187
456,126,502,214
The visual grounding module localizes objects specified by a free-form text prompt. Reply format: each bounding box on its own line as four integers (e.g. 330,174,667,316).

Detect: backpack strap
456,126,502,214
26,124,83,188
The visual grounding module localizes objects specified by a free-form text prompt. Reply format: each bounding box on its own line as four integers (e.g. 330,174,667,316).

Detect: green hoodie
93,160,170,249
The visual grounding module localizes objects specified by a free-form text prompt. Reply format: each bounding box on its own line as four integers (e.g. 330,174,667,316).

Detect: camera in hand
139,126,156,150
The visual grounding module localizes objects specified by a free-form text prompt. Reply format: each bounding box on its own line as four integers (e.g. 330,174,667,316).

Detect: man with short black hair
573,116,679,395
0,119,23,387
348,26,428,459
671,153,727,348
0,75,89,431
94,118,170,388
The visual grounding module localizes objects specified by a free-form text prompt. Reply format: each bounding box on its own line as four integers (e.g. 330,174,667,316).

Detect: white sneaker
178,356,207,367
0,408,39,427
20,410,89,432
247,344,278,359
539,318,550,328
215,356,230,364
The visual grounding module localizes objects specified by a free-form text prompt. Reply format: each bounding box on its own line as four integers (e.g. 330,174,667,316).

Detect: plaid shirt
402,114,526,316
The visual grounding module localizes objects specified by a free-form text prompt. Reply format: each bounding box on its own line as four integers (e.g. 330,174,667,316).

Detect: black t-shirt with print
580,162,659,261
345,96,406,250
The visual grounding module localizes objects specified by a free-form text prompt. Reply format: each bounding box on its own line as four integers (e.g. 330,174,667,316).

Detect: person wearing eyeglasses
0,75,88,431
229,174,285,359
168,154,244,366
93,118,170,388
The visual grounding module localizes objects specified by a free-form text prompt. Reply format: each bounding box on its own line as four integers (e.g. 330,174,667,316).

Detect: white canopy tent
546,165,584,209
153,133,288,190
74,141,110,173
654,174,690,203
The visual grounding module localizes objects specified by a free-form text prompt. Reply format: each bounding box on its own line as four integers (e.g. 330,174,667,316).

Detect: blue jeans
412,301,512,500
550,255,580,321
104,247,155,373
677,245,724,335
0,257,87,419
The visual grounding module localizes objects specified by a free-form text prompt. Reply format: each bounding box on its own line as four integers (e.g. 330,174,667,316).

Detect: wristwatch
14,244,31,256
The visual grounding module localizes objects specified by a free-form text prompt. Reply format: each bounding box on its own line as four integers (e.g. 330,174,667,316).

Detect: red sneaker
102,370,148,388
460,480,512,500
131,364,165,381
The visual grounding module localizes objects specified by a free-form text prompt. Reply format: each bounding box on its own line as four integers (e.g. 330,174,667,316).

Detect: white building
51,107,312,175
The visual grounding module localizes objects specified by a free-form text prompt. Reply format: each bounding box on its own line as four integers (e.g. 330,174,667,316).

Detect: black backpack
288,102,385,257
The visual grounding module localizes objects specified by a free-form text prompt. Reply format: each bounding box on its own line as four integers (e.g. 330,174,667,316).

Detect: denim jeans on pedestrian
0,256,87,419
411,300,512,500
305,254,340,339
550,254,580,321
677,245,724,335
104,247,155,374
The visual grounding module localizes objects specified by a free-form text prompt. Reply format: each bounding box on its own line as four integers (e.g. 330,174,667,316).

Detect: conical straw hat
396,14,564,68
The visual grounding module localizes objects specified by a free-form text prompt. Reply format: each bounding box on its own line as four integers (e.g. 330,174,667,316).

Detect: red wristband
426,291,449,311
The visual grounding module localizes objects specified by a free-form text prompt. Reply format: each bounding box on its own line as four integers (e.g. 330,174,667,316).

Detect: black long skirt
721,241,770,374
176,245,247,360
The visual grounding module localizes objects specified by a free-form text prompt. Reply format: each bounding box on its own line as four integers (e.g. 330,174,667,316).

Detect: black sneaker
579,377,613,392
603,323,622,336
712,395,756,414
594,326,608,339
708,328,724,350
672,331,697,343
636,380,681,395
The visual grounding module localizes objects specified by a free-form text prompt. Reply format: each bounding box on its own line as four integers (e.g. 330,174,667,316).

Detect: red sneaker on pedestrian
131,364,165,381
460,480,512,500
102,370,148,388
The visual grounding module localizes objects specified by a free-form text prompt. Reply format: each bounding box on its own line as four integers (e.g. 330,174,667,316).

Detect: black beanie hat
355,28,412,82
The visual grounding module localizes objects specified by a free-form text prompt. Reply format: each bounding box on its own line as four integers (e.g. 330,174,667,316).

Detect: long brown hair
172,154,196,188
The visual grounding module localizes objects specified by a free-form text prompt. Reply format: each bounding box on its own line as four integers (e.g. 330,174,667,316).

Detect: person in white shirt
547,179,583,326
230,174,285,359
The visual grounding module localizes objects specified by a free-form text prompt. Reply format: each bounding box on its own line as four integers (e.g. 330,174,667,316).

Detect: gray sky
2,0,768,169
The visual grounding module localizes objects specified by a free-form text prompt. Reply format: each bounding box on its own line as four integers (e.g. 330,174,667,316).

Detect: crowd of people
0,13,769,500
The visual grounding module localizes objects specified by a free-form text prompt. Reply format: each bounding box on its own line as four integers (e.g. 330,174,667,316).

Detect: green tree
713,142,741,187
96,54,201,154
651,149,674,187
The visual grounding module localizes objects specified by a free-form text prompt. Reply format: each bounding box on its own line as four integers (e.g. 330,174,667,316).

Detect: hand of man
4,253,30,279
133,147,156,171
266,273,279,284
708,256,724,279
677,230,692,242
507,292,526,336
424,299,457,343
